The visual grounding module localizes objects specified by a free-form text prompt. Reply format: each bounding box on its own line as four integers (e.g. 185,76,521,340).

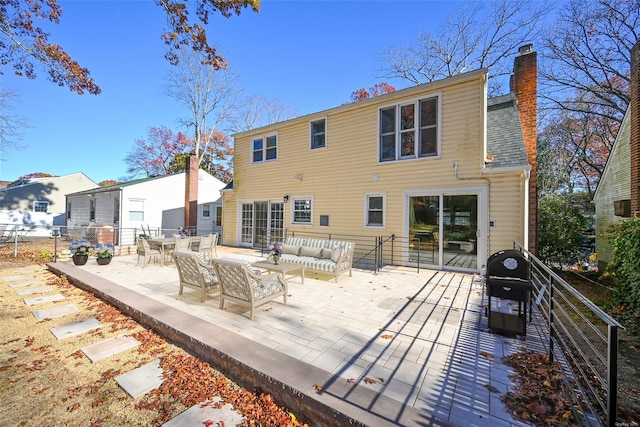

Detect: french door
240,201,284,248
408,192,480,271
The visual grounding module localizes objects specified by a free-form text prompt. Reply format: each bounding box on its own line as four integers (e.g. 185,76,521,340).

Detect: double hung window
33,201,49,213
365,194,385,227
310,119,326,149
379,95,439,162
292,198,312,225
252,134,278,163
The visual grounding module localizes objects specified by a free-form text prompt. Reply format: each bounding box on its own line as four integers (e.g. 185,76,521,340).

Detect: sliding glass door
408,193,479,271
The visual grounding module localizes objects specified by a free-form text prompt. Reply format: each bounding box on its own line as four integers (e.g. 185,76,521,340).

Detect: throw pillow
282,244,300,255
300,246,323,258
319,248,333,260
331,246,343,263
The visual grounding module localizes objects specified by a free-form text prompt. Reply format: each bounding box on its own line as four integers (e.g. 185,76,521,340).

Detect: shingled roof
486,94,529,170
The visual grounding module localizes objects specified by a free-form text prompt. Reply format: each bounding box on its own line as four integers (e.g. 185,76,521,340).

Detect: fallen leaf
347,378,356,383
484,384,500,393
380,334,393,339
313,384,323,391
364,377,377,384
479,351,494,359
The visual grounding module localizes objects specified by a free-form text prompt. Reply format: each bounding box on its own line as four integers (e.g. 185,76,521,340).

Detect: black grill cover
486,249,529,281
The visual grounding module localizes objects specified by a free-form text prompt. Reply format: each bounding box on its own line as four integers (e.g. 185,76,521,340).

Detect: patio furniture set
135,233,219,267
168,237,355,320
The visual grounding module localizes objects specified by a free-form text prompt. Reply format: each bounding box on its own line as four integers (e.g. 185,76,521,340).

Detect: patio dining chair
174,237,191,251
211,258,287,320
196,234,214,260
210,233,219,257
172,250,219,302
136,237,161,267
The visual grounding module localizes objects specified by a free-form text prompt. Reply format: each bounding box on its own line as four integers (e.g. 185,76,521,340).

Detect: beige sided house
0,172,98,231
222,46,537,274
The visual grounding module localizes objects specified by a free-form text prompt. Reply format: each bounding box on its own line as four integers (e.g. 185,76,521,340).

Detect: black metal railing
513,241,622,427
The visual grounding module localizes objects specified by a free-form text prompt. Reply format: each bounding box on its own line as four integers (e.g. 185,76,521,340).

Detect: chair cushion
320,248,333,260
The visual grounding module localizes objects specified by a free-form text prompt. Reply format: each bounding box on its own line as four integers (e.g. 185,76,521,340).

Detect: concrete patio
48,245,543,426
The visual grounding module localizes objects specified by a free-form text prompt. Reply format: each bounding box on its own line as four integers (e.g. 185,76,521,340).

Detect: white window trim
364,192,386,228
290,196,314,226
128,198,145,222
33,200,49,213
309,117,327,150
377,92,442,163
251,132,278,164
201,203,211,219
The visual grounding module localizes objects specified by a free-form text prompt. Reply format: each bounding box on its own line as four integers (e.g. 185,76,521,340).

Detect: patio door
408,192,480,271
240,201,284,249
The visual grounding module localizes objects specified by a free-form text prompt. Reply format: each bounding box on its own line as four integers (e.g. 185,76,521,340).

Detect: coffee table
251,260,305,284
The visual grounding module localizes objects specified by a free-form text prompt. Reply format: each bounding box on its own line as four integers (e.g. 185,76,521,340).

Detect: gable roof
485,94,530,170
67,170,225,197
0,172,97,192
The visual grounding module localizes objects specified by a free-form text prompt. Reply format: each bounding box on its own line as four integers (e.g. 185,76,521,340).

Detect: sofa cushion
282,244,300,255
319,248,333,260
299,246,323,258
331,246,343,262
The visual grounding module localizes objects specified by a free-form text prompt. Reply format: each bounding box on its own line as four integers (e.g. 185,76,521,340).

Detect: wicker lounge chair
211,258,287,320
172,250,219,302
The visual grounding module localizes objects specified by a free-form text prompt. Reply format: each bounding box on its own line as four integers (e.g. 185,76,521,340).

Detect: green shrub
604,217,640,330
538,194,587,267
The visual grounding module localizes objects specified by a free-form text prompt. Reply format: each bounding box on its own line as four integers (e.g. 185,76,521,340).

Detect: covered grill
485,249,533,336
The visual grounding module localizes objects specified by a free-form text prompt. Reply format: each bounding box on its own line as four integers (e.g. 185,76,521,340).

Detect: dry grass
0,260,308,426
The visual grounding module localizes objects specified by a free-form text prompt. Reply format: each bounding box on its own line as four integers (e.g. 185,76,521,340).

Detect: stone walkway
46,246,546,426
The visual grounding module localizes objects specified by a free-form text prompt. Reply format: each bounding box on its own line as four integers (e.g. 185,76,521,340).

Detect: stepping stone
1,275,30,282
81,335,141,362
50,317,102,340
33,304,79,321
15,286,53,295
162,398,244,427
115,359,164,398
8,280,40,288
24,293,65,305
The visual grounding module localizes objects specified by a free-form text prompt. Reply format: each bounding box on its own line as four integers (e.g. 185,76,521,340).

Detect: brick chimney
185,155,199,230
631,41,640,216
511,43,538,255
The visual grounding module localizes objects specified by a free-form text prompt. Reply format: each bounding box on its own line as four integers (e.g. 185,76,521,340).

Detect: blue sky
0,0,463,183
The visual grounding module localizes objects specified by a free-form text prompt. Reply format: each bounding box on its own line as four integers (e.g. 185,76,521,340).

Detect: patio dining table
147,236,198,266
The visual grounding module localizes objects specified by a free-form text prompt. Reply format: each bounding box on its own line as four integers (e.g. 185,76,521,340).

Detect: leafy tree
0,0,100,95
538,194,588,267
124,126,190,177
538,97,618,199
1,0,260,94
167,130,234,183
351,83,396,102
380,0,547,95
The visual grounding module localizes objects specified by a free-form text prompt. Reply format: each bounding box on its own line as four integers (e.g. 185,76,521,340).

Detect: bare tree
381,0,547,95
164,48,240,160
228,94,297,132
0,89,27,154
540,0,639,120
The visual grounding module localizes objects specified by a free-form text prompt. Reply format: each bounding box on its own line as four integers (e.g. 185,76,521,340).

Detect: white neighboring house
0,173,98,235
65,170,225,245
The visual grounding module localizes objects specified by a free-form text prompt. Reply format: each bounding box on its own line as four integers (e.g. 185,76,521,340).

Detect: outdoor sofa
278,237,355,282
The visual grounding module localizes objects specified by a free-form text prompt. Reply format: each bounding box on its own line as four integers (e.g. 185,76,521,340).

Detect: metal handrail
513,241,622,427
